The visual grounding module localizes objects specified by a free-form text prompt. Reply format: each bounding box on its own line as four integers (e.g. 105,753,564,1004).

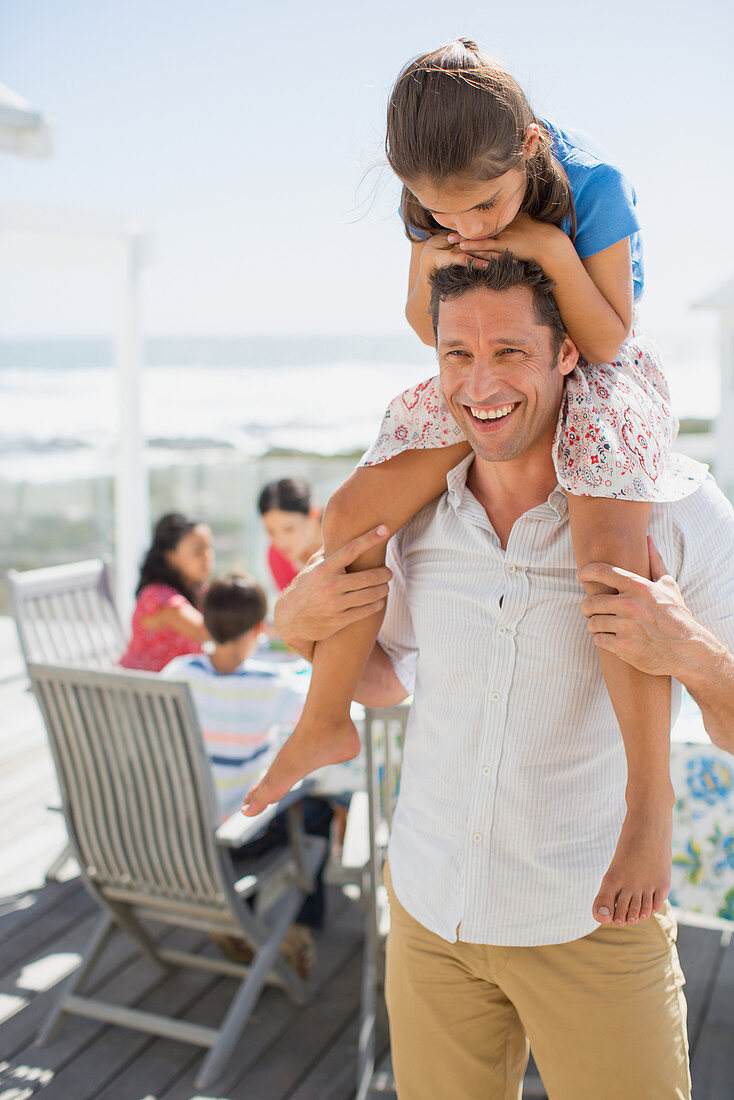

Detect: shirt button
506,563,517,573
490,691,501,702
497,626,507,635
482,765,492,776
472,833,482,843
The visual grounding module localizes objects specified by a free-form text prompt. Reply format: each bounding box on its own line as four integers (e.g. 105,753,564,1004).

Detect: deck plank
0,879,85,943
0,908,149,1058
288,1013,364,1100
676,920,730,1054
0,883,94,977
690,931,734,1099
234,953,362,1100
156,888,364,1099
30,929,216,1100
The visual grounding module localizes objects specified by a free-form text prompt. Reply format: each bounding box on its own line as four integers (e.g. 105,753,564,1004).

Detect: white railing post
114,228,151,623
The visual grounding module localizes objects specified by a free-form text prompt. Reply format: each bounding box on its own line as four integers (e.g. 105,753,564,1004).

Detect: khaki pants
384,862,690,1100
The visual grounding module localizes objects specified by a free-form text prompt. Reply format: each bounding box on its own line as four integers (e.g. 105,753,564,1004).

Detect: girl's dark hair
257,477,312,517
386,38,576,242
136,512,203,605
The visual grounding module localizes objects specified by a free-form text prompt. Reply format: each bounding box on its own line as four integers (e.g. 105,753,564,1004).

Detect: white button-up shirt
379,454,734,946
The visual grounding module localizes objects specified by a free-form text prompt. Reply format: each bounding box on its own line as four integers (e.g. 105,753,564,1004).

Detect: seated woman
119,512,213,672
257,478,322,592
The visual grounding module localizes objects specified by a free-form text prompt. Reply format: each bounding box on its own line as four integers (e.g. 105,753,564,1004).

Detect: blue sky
1,0,732,344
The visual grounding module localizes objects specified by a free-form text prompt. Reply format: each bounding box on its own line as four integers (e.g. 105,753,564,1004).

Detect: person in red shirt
257,479,322,592
119,512,214,672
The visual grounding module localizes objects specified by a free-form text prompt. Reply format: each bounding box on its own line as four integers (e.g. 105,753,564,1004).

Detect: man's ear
557,335,579,377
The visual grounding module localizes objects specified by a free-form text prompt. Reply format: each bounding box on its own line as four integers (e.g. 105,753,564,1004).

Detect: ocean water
0,329,719,485
0,331,721,614
0,335,438,483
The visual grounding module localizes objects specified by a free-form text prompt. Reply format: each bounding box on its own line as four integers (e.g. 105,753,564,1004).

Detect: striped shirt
162,653,308,820
379,454,734,947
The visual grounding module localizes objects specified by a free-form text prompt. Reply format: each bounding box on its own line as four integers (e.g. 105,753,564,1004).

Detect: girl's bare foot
592,785,674,926
243,716,361,816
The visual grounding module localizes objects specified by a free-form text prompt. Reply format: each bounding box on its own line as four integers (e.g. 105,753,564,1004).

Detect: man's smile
466,402,519,426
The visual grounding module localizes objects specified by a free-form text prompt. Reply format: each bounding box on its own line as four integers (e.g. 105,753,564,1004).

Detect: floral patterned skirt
360,326,689,502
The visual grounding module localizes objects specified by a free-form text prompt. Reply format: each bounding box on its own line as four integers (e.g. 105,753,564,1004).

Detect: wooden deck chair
8,559,126,879
28,662,327,1091
7,558,125,668
356,703,409,1100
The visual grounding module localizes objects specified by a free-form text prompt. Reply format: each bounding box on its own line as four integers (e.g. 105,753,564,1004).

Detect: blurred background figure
119,511,213,671
258,478,323,592
161,572,333,976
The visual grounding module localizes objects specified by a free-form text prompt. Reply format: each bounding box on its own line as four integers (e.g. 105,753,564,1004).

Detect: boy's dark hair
257,477,312,517
202,574,267,644
429,254,566,356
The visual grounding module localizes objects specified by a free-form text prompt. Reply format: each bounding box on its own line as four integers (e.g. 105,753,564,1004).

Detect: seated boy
162,573,332,975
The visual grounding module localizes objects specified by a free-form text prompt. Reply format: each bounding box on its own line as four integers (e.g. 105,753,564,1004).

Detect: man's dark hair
202,574,267,644
257,477,312,517
429,254,566,356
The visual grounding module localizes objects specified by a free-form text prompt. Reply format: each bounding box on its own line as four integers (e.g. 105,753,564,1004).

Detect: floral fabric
119,583,202,673
360,324,692,503
670,742,734,920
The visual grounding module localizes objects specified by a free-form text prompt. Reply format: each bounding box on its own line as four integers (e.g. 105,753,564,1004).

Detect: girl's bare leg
568,495,673,927
243,443,471,815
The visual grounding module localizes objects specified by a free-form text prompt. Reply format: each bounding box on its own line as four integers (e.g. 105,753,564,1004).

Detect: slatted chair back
357,702,410,1100
29,661,328,1089
28,662,240,929
8,558,125,669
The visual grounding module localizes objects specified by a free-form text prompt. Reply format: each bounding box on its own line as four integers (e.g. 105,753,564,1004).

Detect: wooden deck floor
1,642,734,1098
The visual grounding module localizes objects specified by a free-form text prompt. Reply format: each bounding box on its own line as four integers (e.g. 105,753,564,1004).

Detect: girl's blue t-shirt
405,120,645,300
544,120,644,300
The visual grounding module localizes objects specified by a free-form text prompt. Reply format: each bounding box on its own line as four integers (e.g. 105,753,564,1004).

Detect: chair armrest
215,779,316,849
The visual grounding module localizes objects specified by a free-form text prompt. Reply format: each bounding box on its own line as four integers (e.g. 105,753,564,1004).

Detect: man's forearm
672,630,734,753
353,642,410,708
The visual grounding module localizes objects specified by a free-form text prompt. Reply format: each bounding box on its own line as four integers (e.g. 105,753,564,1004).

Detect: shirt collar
446,454,569,523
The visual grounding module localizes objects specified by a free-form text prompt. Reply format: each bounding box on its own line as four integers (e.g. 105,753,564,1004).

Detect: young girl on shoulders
246,39,692,929
119,512,213,672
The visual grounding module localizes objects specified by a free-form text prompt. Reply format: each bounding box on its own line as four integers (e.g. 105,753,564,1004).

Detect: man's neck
466,452,558,550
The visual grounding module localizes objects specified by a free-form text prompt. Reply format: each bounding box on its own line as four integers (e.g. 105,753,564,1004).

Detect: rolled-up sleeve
377,535,418,696
675,478,734,655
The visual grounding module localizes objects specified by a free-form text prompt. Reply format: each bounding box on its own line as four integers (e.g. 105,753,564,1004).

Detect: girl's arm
273,526,393,660
456,215,633,364
142,602,209,642
406,235,481,346
579,540,734,753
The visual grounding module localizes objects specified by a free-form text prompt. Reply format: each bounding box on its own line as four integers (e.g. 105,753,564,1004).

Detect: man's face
437,285,577,467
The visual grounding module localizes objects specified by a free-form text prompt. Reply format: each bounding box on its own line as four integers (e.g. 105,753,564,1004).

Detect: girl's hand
448,213,559,266
419,232,490,275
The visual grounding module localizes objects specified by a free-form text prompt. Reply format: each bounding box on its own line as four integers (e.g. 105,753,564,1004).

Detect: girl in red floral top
119,512,214,672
